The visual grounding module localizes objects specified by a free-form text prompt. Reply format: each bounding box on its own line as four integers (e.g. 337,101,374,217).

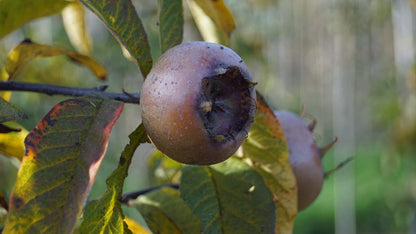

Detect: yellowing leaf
0,69,11,101
3,97,123,233
0,122,28,160
62,1,93,55
186,0,235,45
0,0,70,39
124,217,151,234
242,91,298,233
5,39,107,80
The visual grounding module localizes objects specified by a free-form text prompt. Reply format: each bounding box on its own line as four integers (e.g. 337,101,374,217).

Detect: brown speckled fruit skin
140,41,256,165
274,110,324,211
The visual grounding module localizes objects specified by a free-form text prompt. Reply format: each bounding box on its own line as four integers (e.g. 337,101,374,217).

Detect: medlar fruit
275,110,337,210
140,41,256,165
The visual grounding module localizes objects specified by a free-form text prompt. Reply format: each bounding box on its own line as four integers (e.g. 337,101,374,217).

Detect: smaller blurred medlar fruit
275,110,337,211
141,41,256,165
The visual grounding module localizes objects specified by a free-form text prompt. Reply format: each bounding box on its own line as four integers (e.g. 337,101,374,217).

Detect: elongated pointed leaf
0,97,27,123
181,157,276,234
186,0,235,45
79,124,149,234
132,187,201,234
5,39,107,80
80,0,153,78
62,1,93,55
3,97,123,234
159,0,183,53
242,91,297,233
0,0,70,39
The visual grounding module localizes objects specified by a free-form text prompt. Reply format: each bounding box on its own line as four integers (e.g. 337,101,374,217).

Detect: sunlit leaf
0,97,27,123
80,0,153,78
0,122,28,160
159,0,183,53
186,0,235,45
62,1,93,55
124,217,151,234
2,97,123,233
79,124,149,234
181,157,276,233
132,187,201,234
0,0,70,39
5,39,107,80
147,150,182,185
242,91,297,233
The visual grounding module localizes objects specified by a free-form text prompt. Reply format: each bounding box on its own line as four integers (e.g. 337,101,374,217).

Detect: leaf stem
120,183,180,204
0,81,140,104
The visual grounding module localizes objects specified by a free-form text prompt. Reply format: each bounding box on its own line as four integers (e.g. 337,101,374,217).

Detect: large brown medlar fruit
140,41,256,165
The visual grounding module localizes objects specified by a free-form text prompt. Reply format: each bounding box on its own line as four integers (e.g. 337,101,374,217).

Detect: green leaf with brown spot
5,39,107,81
80,0,153,78
0,0,70,39
242,91,298,234
159,0,183,53
181,157,276,234
2,97,123,234
79,124,149,234
132,187,201,234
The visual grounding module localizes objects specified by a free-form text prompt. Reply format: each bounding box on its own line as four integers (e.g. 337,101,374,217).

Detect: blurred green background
1,0,416,233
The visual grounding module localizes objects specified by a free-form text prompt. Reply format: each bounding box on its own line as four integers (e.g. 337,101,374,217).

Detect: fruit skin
274,110,323,211
140,41,256,165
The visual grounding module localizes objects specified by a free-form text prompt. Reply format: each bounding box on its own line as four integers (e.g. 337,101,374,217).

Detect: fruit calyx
198,66,257,144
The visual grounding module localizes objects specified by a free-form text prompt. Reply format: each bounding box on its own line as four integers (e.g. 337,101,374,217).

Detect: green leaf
79,124,149,234
0,97,27,123
0,0,70,39
242,91,298,233
80,0,153,78
159,0,183,53
132,187,201,234
5,39,107,81
147,149,182,185
181,157,276,234
2,97,123,234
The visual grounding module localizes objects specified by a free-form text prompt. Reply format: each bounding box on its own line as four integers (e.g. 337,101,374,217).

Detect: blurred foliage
0,0,415,233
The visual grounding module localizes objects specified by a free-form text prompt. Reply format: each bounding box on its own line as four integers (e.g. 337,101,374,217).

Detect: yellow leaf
0,68,11,101
186,0,235,46
5,39,107,80
242,91,298,233
124,217,152,234
0,122,28,160
62,1,93,55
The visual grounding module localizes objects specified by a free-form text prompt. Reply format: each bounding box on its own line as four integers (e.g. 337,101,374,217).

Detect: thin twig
120,183,180,204
0,81,140,104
